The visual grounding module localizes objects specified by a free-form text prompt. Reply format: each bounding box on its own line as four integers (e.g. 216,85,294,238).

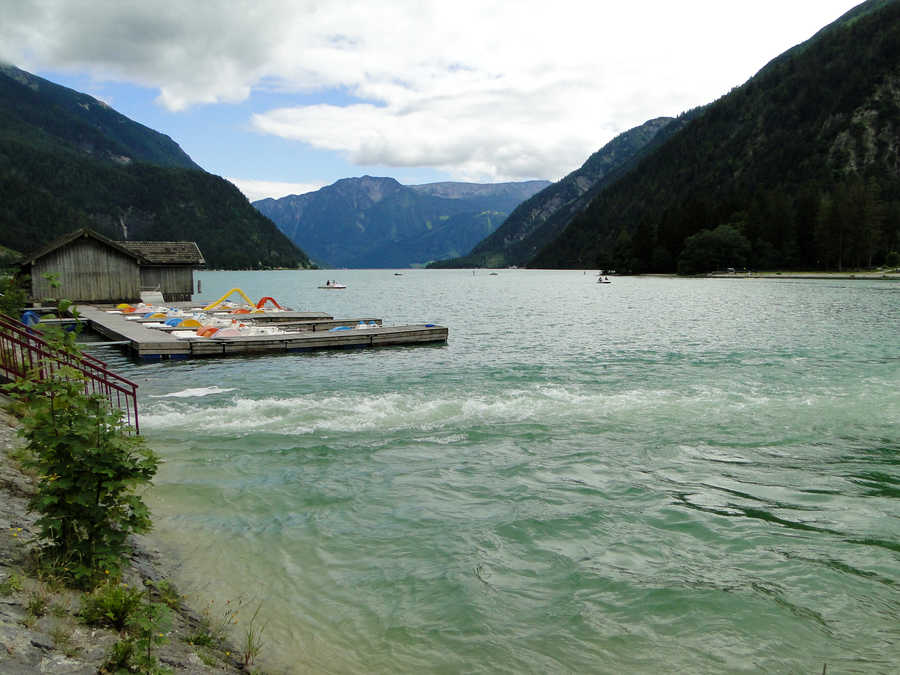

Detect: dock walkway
76,306,448,359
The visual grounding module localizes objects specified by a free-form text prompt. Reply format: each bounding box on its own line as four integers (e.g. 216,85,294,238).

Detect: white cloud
0,0,862,180
226,178,324,202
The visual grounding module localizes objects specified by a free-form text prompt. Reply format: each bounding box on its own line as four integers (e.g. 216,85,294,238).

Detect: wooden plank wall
139,267,194,302
32,239,141,302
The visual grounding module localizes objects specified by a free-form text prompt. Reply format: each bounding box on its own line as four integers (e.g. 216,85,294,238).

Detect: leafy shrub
9,367,159,587
80,581,144,631
101,638,136,672
96,584,173,674
127,591,173,674
0,273,28,317
677,224,751,275
148,579,181,609
0,573,23,596
26,588,49,617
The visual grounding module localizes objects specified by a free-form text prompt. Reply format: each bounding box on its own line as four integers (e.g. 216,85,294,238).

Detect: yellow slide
202,288,257,311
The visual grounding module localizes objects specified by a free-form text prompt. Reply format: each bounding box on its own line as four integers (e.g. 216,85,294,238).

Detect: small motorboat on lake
319,280,347,289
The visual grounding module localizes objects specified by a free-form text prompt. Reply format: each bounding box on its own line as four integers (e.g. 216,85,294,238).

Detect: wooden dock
76,305,448,359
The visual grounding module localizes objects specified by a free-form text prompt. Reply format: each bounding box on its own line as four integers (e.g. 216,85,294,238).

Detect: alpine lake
88,269,899,674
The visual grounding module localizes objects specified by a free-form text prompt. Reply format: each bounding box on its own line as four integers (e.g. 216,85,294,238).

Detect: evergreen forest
0,65,309,269
529,0,900,273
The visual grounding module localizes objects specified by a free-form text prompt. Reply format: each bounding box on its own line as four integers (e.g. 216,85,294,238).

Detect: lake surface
91,270,899,673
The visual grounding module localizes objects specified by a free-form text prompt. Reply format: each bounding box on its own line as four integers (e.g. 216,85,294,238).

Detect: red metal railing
0,313,140,433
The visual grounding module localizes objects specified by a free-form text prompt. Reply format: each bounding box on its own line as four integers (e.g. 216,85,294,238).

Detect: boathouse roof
120,241,205,266
22,227,143,265
22,228,204,267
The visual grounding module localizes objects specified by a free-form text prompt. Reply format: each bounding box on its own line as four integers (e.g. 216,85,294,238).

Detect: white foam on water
140,383,737,436
149,386,237,399
140,378,880,443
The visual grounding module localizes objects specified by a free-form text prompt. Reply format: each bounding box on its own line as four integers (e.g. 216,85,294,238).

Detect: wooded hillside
532,0,900,273
0,64,309,269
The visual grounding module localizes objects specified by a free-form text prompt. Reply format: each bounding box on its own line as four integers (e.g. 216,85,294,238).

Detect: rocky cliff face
827,72,900,174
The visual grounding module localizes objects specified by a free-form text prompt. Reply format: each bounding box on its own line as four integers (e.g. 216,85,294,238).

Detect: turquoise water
93,270,899,673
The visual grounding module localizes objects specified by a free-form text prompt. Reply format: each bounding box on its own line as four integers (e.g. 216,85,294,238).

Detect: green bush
127,591,173,674
0,273,28,317
0,573,23,596
148,579,181,609
81,581,144,631
8,367,159,587
26,589,49,618
101,638,136,672
93,583,173,674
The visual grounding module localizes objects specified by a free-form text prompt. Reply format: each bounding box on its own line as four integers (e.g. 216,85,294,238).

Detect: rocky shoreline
0,397,250,673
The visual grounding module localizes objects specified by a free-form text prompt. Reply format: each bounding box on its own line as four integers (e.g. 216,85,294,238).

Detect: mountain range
4,0,897,275
432,0,899,273
0,64,309,269
253,177,549,268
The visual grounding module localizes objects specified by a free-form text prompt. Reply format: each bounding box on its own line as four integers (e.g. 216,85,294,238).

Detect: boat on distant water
597,277,612,284
319,280,347,289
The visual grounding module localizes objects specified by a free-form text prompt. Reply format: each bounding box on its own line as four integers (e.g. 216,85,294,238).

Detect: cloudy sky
1,0,862,200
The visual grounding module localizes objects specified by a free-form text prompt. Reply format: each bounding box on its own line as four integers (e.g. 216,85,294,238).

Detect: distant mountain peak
408,180,552,200
253,177,550,268
332,175,405,205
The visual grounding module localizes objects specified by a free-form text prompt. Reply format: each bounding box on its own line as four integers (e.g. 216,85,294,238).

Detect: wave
149,386,237,399
138,381,886,441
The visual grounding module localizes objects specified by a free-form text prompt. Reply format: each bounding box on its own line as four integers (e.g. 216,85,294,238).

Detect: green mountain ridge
430,117,678,268
253,176,550,268
0,63,201,171
0,64,309,269
531,0,900,272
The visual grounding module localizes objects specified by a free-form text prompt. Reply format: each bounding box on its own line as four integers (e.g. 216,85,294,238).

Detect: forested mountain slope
430,117,675,268
532,0,900,273
0,64,309,269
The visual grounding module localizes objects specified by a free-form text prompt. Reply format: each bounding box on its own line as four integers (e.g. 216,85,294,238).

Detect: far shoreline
604,270,900,280
706,270,900,280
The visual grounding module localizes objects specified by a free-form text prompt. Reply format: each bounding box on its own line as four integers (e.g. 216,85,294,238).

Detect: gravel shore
0,396,249,673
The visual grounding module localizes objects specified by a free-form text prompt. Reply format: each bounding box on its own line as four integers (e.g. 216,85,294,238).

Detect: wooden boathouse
19,228,204,304
120,240,205,302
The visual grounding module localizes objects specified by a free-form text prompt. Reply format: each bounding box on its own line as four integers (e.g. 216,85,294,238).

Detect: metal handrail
0,314,108,368
0,313,139,433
